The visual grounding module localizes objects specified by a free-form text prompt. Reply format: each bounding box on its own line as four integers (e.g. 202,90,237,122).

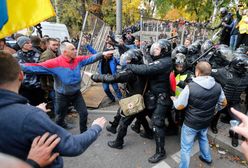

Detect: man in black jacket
126,39,173,163
91,49,153,148
210,54,248,146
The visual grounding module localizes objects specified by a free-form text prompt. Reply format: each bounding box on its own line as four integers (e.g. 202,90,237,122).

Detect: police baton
190,46,215,65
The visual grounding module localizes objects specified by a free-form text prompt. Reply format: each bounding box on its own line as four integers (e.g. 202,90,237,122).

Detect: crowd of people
0,4,248,168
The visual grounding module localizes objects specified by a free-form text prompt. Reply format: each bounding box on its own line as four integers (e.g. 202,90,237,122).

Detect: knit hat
17,36,31,48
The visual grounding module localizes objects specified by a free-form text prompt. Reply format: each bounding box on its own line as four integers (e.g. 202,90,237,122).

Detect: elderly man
21,42,113,133
171,61,227,168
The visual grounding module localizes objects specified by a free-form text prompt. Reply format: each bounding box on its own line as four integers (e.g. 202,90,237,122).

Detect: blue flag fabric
0,0,8,30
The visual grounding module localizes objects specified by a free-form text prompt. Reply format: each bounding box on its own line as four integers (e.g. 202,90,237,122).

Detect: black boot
108,140,123,149
148,136,166,163
220,115,231,124
140,130,153,139
106,124,118,134
210,125,218,134
229,130,238,147
131,120,141,134
211,112,220,134
106,112,121,134
140,118,153,139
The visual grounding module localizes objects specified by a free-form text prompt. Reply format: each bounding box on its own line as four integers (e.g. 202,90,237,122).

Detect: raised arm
126,57,172,76
79,50,114,67
91,70,135,84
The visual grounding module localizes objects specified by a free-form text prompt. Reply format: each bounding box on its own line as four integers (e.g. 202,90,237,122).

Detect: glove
91,74,101,82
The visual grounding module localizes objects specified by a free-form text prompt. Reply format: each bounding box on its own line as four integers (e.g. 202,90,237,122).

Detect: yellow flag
0,0,55,39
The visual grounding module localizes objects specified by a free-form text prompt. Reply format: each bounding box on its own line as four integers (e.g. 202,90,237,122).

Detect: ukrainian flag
0,0,55,39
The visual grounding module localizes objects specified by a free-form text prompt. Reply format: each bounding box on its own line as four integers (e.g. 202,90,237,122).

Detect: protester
0,38,16,54
171,61,227,168
26,132,61,168
39,38,60,112
0,50,106,168
184,38,191,48
236,9,248,47
15,36,45,106
0,153,32,168
88,43,123,102
21,42,113,132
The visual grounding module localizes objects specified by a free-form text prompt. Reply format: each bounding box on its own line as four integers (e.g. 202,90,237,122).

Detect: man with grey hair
21,42,114,133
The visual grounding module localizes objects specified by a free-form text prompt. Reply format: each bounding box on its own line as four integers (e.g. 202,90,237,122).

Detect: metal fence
77,11,110,92
139,18,216,45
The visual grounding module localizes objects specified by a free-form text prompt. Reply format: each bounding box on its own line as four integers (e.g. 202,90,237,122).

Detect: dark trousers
151,103,171,154
116,110,151,142
211,103,241,127
55,91,88,133
236,33,248,48
219,30,230,45
19,86,45,106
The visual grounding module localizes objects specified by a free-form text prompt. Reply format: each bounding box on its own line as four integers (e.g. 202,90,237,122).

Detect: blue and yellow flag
0,0,55,39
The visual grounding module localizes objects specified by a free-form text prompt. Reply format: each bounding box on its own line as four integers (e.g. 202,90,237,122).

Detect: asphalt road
62,112,247,168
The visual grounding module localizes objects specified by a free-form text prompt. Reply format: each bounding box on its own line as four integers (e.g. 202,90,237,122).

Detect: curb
208,130,245,160
88,109,117,114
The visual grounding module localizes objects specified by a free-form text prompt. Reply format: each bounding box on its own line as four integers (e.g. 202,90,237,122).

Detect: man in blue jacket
0,51,106,168
21,42,113,133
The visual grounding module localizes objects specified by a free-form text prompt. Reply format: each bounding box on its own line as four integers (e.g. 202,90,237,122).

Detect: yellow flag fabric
0,0,55,39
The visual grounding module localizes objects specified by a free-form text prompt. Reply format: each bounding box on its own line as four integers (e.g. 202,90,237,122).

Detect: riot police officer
211,54,248,135
91,49,153,148
212,7,233,45
126,39,172,163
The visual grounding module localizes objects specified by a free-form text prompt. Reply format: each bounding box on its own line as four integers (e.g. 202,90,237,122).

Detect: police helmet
220,7,228,17
230,54,248,74
201,40,214,54
120,49,142,66
150,39,171,56
171,45,188,59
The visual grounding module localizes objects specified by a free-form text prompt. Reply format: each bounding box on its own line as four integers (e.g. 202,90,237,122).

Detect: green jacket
39,49,56,90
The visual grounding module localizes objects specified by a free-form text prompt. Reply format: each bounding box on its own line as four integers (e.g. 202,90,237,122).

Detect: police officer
211,54,248,135
91,49,153,148
126,39,172,163
212,7,233,45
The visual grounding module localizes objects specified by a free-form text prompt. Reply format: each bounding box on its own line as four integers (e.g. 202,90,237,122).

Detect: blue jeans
102,83,122,100
55,91,88,133
230,35,238,51
179,124,212,168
